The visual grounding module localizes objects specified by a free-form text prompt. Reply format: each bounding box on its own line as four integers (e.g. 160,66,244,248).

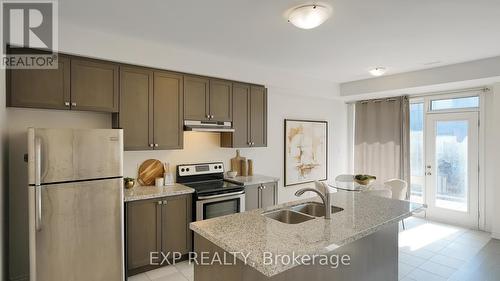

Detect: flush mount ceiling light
287,4,332,29
369,67,387,77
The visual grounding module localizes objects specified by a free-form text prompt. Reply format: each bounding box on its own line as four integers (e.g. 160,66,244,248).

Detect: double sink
263,202,343,224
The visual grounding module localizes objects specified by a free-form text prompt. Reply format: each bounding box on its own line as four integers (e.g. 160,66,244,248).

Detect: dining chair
384,179,409,229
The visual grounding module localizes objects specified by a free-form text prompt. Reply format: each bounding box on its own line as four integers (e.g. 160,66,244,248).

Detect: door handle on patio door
35,137,42,231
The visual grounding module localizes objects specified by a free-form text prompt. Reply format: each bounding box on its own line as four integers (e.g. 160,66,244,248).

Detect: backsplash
124,131,269,181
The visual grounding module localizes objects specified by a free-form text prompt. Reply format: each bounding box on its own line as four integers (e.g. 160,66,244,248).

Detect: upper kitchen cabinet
153,71,184,150
7,55,71,110
183,76,232,122
7,50,119,112
209,79,232,121
70,58,119,112
117,67,153,151
249,85,267,147
221,84,267,148
184,76,209,120
115,67,184,151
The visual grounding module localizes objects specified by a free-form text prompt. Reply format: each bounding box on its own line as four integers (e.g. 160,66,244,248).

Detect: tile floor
128,217,495,281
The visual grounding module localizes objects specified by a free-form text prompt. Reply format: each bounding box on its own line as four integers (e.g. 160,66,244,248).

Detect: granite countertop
190,191,424,277
224,174,279,186
124,183,194,202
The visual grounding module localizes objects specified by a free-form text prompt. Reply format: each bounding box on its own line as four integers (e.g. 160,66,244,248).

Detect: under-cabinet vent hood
184,120,235,132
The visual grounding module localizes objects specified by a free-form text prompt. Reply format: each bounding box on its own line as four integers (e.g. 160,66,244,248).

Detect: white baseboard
492,232,500,240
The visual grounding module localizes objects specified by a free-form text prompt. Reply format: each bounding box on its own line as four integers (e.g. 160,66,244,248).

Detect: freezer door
29,178,124,281
28,128,123,185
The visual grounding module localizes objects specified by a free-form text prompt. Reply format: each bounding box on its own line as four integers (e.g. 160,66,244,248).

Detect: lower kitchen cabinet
126,194,192,276
245,182,278,211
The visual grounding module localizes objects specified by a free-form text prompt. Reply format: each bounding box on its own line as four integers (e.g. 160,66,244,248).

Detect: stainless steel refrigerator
27,128,124,281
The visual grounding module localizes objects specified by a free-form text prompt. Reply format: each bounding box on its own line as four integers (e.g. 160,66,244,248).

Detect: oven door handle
197,191,245,200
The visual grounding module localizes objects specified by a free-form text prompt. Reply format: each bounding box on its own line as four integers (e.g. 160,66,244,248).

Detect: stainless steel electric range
176,162,245,221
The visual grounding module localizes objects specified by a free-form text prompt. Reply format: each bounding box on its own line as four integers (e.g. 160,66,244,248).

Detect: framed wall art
284,119,328,186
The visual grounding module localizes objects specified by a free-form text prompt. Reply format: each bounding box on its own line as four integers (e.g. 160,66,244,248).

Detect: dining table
328,180,389,192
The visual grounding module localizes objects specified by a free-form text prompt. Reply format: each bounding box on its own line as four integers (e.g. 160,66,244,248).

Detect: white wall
486,83,500,238
6,25,348,280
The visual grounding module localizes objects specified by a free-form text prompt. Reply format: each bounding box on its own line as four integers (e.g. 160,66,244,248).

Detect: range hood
184,120,235,132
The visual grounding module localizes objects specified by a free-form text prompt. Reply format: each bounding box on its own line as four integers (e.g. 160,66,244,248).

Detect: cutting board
230,150,246,176
138,159,164,186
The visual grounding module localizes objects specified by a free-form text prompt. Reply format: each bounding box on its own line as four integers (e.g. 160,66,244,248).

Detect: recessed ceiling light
369,67,387,77
287,4,332,29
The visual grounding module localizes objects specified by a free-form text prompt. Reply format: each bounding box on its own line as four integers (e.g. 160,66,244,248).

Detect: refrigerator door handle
35,137,42,231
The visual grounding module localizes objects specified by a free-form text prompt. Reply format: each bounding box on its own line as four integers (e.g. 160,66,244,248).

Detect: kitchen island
190,191,423,281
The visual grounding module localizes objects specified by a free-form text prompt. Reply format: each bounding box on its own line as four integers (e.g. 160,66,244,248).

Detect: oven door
196,191,245,221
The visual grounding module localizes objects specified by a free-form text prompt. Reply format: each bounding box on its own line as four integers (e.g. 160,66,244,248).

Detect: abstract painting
284,119,328,186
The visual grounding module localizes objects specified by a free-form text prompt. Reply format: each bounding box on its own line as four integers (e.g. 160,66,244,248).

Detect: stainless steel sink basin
290,202,344,217
263,209,314,224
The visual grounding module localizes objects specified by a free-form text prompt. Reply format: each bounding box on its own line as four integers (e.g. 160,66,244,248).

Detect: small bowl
226,171,238,178
124,180,135,189
354,179,375,186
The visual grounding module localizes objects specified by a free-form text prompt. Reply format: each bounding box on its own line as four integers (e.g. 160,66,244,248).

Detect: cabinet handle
64,102,70,107
163,200,167,204
157,201,163,205
154,144,159,147
206,114,210,119
210,115,214,119
149,144,154,148
71,102,77,107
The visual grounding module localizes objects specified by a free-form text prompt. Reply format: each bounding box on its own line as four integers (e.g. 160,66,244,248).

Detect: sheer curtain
354,96,410,191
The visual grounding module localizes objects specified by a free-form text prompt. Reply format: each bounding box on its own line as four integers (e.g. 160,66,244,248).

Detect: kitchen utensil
231,150,246,176
155,177,164,187
247,159,253,176
138,159,164,186
226,171,237,178
240,159,248,177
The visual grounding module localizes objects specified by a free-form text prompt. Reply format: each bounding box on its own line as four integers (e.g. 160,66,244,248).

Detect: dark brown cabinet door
260,182,277,209
7,56,70,109
119,67,153,150
153,71,184,150
221,83,250,147
209,79,232,121
161,195,192,256
70,58,119,112
184,75,209,120
249,86,267,147
126,199,162,274
245,185,260,211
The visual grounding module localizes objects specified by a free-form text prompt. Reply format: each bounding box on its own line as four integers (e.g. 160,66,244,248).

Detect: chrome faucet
294,185,332,219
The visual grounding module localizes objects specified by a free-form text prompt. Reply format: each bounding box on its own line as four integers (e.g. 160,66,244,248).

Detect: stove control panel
177,162,224,177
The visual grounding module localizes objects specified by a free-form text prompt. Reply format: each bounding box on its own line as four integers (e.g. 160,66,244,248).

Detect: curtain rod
345,86,490,104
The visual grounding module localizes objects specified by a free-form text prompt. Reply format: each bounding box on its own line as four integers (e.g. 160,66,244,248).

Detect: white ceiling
59,0,500,83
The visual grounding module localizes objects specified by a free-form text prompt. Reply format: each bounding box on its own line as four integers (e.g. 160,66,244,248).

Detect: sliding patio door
425,112,479,227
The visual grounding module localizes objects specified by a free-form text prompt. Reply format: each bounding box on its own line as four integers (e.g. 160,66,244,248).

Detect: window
410,102,424,204
430,96,479,111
